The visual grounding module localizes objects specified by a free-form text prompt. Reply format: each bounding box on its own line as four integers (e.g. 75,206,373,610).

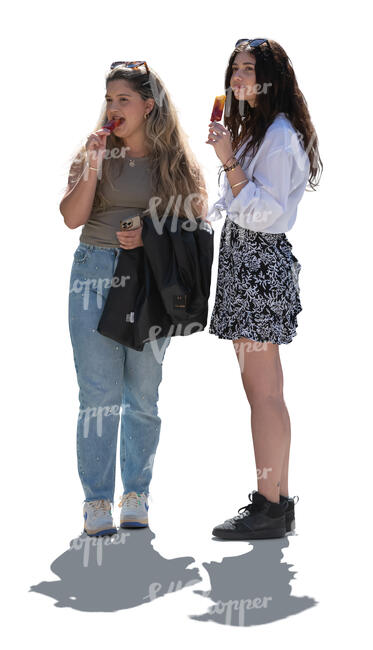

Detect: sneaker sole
120,521,148,528
212,527,286,540
84,527,118,537
286,517,296,533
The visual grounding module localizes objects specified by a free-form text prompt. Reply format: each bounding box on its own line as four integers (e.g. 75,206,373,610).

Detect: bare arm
205,121,249,199
60,127,109,229
225,163,249,197
59,164,99,229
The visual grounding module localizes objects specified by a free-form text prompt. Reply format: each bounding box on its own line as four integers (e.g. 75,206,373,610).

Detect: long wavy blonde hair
66,64,207,219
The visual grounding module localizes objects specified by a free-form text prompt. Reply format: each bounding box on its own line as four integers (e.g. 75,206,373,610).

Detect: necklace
128,154,149,168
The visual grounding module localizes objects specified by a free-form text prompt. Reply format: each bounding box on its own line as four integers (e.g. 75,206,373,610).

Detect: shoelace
118,491,145,509
233,491,299,520
233,491,261,520
86,499,111,519
232,491,292,520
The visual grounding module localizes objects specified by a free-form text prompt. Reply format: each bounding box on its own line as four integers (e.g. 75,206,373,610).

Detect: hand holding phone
117,215,144,249
120,215,143,231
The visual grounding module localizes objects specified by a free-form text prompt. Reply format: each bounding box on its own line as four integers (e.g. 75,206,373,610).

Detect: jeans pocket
73,244,90,265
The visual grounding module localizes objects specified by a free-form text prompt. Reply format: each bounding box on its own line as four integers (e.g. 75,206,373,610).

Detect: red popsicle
103,117,124,132
210,95,226,122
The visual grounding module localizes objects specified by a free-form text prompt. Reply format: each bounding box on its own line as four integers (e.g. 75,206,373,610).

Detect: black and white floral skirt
209,216,303,345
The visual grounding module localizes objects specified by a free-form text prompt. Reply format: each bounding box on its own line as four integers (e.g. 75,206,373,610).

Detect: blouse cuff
226,147,292,231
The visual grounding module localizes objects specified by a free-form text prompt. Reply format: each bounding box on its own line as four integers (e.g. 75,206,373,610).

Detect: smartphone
120,215,143,231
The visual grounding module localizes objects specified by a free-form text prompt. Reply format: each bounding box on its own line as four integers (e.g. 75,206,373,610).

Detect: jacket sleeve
142,216,212,324
141,217,191,323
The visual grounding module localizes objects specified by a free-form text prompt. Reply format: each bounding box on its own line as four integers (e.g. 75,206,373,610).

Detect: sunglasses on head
235,38,269,48
110,60,149,74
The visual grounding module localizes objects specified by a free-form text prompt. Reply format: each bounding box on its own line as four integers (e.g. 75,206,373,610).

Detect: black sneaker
280,494,299,533
212,491,288,540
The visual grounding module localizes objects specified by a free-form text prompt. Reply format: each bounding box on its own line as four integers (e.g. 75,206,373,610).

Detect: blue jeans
68,242,171,505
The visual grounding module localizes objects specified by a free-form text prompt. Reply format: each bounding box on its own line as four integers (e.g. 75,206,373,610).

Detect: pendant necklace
128,154,148,168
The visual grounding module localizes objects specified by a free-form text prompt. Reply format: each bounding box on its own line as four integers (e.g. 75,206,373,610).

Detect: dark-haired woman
206,39,322,540
60,62,208,536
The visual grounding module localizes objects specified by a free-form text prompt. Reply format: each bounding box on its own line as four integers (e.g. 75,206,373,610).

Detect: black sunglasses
110,60,149,74
235,38,270,48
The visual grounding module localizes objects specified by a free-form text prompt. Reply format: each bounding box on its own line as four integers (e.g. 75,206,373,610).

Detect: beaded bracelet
223,156,237,170
224,160,240,173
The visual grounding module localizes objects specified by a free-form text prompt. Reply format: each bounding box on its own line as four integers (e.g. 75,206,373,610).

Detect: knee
79,384,123,411
247,388,284,410
123,386,160,415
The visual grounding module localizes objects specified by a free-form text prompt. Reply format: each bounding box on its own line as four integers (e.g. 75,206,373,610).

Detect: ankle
258,490,280,504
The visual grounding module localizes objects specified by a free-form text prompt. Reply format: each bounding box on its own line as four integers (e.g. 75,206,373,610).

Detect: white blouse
207,112,311,233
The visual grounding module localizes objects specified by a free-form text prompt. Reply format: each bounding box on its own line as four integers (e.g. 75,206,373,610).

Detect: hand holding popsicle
206,95,234,164
84,118,124,169
85,129,109,169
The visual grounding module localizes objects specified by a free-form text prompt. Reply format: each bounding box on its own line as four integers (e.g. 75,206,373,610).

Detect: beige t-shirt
79,156,152,248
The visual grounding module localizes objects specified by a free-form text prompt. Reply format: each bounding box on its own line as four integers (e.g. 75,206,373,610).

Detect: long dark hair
67,65,207,218
221,39,322,190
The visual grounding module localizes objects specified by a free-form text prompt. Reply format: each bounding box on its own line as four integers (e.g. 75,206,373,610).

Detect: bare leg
232,338,291,503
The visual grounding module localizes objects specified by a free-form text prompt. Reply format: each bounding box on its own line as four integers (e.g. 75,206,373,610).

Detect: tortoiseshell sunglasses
110,60,149,74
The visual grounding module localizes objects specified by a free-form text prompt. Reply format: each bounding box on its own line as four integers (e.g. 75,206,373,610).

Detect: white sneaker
118,491,149,528
83,499,117,537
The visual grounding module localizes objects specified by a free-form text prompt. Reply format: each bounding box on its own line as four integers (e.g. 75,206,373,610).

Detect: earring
144,113,149,120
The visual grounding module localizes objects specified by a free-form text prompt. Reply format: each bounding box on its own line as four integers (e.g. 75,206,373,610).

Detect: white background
2,0,371,646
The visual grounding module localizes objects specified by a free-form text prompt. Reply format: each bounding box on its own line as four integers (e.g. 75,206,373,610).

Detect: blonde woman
60,61,207,537
206,39,322,540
